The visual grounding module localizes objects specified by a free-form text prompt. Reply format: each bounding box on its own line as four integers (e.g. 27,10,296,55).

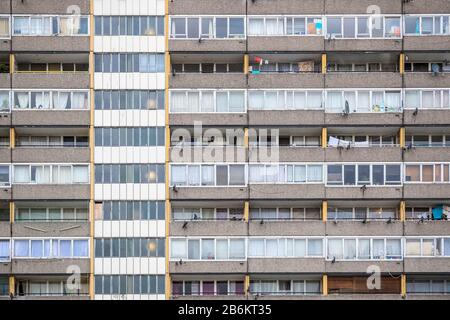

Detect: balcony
250,147,324,163
12,185,90,200
404,220,450,236
249,110,324,126
325,186,403,200
248,36,324,52
325,39,402,52
12,73,89,89
250,184,325,200
170,261,247,274
404,147,450,162
404,0,450,14
404,184,450,200
325,146,402,162
404,109,450,126
12,110,90,126
404,36,450,51
324,0,401,14
325,72,402,88
12,258,90,274
170,186,248,201
0,73,10,89
170,220,247,236
249,220,325,236
170,73,246,89
169,39,246,53
325,220,403,236
325,261,403,273
12,37,90,52
248,258,325,273
325,112,402,126
12,221,90,237
170,113,248,126
13,148,89,163
169,0,246,15
248,73,323,89
404,72,450,88
11,0,90,15
248,0,324,15
404,258,450,273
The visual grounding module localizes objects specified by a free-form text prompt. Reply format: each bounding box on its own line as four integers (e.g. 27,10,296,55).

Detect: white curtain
385,92,401,111
248,19,264,36
294,92,306,110
0,18,9,37
0,92,9,111
358,239,371,258
229,239,245,259
171,92,186,112
53,92,70,109
357,91,370,112
308,92,323,109
248,92,264,110
229,91,245,112
326,92,343,112
328,239,343,259
72,92,87,109
0,240,9,259
59,17,73,35
201,165,214,185
14,165,30,183
307,165,323,182
73,165,89,183
248,239,264,257
308,239,323,256
16,92,29,109
265,19,279,35
216,239,228,259
344,239,356,259
216,92,228,112
14,17,29,35
36,166,51,184
59,166,72,184
171,165,186,185
373,239,385,258
386,239,401,258
294,239,306,257
187,165,200,186
187,92,199,113
294,165,306,182
35,92,50,109
249,165,264,183
265,91,277,110
30,17,43,35
372,92,384,112
200,92,214,112
422,91,435,108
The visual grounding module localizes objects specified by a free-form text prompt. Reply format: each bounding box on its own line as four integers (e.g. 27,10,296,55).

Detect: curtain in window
0,92,9,111
307,165,322,182
215,239,228,259
36,166,51,184
201,166,214,185
200,92,214,112
405,91,419,109
34,92,50,109
73,166,88,183
72,92,87,109
53,92,70,109
248,19,264,36
326,92,343,112
422,91,435,108
229,92,245,112
385,92,401,111
308,92,322,109
187,165,200,186
328,239,343,259
264,91,277,110
248,92,264,110
372,92,384,112
293,92,306,109
293,165,306,182
59,17,73,35
308,239,322,256
187,92,199,113
0,18,9,37
344,239,356,259
216,92,228,112
0,241,9,260
201,18,213,38
294,239,306,257
16,92,29,109
373,239,385,258
265,19,279,35
59,240,71,257
30,17,43,35
171,165,186,185
73,240,88,257
14,240,29,257
171,92,186,112
358,239,371,258
171,240,186,258
14,17,29,35
14,165,30,183
59,166,72,184
248,239,264,256
386,239,401,258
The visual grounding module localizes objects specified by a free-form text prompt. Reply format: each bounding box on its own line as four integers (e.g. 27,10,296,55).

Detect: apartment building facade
167,0,450,300
0,0,450,301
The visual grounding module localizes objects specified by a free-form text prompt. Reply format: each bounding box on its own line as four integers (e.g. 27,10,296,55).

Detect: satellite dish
431,63,440,76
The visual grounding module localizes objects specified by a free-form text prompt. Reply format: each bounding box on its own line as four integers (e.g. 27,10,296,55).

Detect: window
13,15,89,36
327,164,401,186
171,90,245,113
0,240,10,261
405,15,450,36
